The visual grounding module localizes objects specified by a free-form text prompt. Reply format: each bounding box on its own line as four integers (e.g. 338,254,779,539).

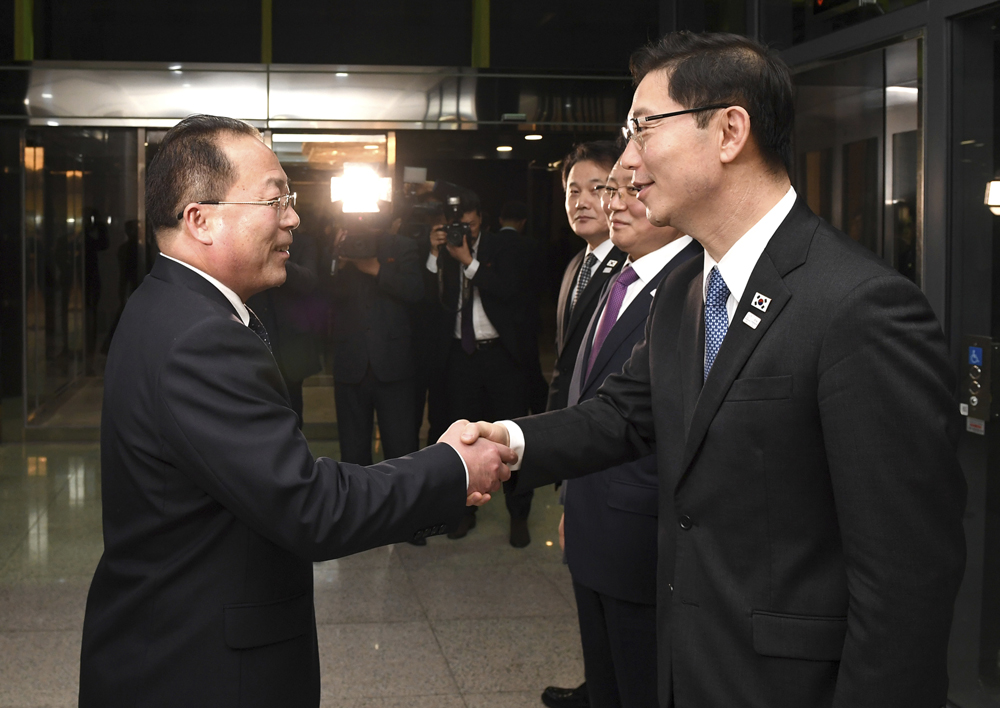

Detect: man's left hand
446,235,473,266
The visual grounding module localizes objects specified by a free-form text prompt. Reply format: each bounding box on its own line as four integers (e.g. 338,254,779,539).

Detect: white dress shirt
591,236,693,346
160,254,249,326
702,186,797,324
425,237,501,341
503,188,797,470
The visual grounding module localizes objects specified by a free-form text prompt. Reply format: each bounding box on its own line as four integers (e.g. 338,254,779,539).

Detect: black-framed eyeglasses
176,192,296,220
622,105,731,148
602,184,641,201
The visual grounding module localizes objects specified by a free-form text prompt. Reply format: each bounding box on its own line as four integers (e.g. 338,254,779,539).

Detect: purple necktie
585,265,639,381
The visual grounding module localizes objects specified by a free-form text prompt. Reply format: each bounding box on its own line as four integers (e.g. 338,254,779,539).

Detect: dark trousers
572,580,658,708
446,339,533,519
335,367,418,465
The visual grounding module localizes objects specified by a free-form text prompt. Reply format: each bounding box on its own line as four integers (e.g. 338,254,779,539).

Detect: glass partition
23,128,139,427
762,0,926,49
792,36,922,283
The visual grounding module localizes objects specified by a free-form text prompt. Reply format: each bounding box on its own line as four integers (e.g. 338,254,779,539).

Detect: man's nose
283,205,301,231
620,140,641,171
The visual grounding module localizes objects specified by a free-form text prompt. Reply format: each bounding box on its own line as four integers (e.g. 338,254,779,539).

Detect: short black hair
146,114,261,243
629,31,794,174
499,200,528,222
459,188,481,216
561,140,622,188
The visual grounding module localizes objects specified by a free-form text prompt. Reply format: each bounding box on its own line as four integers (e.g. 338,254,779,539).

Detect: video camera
330,163,393,260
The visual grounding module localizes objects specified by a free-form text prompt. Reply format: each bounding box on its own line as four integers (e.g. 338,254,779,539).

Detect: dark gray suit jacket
80,256,466,708
512,199,966,708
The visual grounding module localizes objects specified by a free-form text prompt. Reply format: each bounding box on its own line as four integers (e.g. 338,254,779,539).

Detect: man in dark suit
557,160,701,708
541,140,625,708
329,226,423,464
426,190,536,546
549,142,625,415
463,32,966,708
78,115,514,708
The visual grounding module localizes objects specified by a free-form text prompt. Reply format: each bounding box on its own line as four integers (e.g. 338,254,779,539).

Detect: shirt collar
160,254,250,326
703,186,797,303
587,237,615,264
627,235,694,286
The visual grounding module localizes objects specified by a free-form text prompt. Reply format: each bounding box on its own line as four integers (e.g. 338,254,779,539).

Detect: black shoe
510,517,531,548
447,512,476,539
541,682,589,708
406,537,427,546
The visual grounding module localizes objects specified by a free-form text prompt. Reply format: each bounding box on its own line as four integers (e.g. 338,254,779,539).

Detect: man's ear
718,106,753,165
179,203,214,246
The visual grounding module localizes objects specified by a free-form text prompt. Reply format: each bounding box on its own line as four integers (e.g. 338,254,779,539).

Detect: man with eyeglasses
460,32,965,708
546,156,700,708
79,114,515,708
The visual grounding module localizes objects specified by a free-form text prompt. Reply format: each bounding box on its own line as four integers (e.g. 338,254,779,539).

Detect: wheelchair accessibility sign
970,347,984,366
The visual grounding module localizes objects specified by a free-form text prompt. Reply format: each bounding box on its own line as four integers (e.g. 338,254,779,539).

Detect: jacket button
678,515,693,530
668,583,674,593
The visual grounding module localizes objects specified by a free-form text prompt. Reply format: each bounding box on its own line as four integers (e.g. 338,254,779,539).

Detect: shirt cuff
426,253,438,273
463,258,480,279
440,441,470,489
497,420,524,471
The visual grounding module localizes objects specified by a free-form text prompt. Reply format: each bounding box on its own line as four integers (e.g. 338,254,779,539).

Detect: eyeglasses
602,185,641,201
176,192,296,220
622,105,731,149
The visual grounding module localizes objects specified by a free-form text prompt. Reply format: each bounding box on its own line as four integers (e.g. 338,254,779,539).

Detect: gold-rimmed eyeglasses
621,105,731,149
176,192,296,220
602,184,641,202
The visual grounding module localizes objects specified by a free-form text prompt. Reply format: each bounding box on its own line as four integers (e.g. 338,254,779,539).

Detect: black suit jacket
329,232,423,384
547,244,625,411
79,256,466,708
432,230,533,368
564,239,701,606
512,199,966,708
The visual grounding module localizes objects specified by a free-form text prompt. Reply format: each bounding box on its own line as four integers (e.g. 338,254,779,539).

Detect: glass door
23,128,139,427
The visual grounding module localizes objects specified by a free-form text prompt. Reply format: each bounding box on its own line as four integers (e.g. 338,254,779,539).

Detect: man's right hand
438,420,516,506
460,420,511,447
429,226,447,257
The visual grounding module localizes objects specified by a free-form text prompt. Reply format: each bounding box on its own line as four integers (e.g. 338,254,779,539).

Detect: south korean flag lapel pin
751,292,771,313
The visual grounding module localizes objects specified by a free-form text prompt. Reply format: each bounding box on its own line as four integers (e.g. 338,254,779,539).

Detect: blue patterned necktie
704,266,730,381
571,252,598,313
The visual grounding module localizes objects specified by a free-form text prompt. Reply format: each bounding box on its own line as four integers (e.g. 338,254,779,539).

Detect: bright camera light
985,180,1000,216
496,145,513,152
331,163,392,213
524,134,542,141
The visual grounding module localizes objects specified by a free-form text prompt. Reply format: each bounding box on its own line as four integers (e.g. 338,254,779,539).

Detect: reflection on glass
762,0,926,49
23,129,139,427
793,37,922,284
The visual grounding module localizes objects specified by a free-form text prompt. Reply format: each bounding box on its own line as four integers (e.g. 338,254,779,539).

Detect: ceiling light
364,145,379,150
525,134,542,141
168,64,182,71
46,121,59,127
41,93,52,99
496,146,513,152
336,72,349,77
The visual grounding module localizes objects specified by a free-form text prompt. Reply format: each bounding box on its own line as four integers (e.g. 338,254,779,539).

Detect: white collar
627,235,694,286
160,254,250,326
703,186,797,303
586,237,615,264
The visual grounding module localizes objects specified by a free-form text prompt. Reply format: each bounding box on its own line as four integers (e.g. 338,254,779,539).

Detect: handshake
437,420,515,506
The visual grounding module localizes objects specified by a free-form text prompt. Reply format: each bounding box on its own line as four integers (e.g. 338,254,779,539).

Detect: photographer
426,189,535,547
328,217,423,465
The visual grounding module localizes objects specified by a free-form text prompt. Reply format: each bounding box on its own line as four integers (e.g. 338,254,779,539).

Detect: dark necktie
704,266,730,381
585,264,639,381
460,283,476,354
246,306,272,353
571,252,598,314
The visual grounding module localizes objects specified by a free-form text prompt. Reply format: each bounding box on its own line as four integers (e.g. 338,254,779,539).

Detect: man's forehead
567,160,609,184
629,70,676,117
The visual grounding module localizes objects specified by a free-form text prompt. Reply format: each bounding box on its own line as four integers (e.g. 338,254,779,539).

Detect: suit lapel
678,199,817,477
678,270,705,438
557,250,585,353
565,247,624,342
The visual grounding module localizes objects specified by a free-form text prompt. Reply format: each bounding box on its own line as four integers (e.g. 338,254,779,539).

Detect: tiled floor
0,442,582,708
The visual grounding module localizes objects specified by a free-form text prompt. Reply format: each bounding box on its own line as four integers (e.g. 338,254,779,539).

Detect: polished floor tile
0,442,585,707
